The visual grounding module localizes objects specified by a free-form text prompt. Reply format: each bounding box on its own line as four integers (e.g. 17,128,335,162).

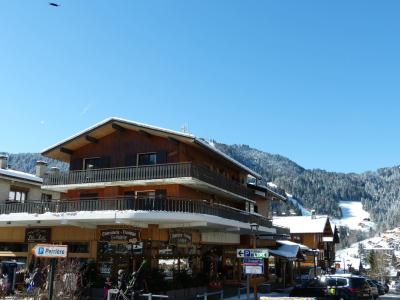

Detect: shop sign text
25,228,51,243
100,229,140,242
170,232,192,246
32,244,68,258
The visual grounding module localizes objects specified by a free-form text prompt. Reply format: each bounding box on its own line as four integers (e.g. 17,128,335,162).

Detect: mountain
4,146,400,231
0,153,68,174
213,142,400,231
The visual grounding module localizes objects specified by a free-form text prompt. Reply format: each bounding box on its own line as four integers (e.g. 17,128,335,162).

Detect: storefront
97,228,144,279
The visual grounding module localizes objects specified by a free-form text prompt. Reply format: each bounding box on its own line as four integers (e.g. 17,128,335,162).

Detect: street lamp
250,223,259,249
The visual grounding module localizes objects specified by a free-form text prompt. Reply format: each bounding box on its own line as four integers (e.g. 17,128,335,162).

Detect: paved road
379,291,400,299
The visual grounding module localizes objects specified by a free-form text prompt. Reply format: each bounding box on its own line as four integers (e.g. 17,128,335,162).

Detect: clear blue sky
1,0,400,173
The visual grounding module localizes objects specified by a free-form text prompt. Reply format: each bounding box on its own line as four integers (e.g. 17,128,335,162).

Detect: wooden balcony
0,197,272,228
43,162,254,200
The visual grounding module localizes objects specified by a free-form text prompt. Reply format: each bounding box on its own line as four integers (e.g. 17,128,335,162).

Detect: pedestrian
103,276,112,299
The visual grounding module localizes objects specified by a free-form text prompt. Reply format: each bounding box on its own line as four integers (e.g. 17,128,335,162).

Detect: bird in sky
49,2,60,7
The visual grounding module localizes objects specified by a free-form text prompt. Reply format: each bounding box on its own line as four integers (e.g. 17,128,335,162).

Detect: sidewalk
225,289,291,300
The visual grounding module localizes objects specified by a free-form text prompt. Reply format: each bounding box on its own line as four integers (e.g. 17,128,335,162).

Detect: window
8,188,27,203
83,157,101,170
80,193,98,200
0,243,28,252
137,153,157,166
65,242,89,253
41,193,52,202
136,191,155,199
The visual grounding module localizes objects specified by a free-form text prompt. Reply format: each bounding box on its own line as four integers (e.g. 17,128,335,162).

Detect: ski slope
332,201,375,231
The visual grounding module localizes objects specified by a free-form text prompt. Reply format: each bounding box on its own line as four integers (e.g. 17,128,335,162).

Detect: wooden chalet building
0,118,283,286
273,213,340,271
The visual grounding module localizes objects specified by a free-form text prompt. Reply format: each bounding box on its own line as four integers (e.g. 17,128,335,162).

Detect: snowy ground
336,230,400,275
332,201,375,232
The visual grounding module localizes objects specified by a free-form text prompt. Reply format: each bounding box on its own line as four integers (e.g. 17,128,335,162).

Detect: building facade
0,118,283,288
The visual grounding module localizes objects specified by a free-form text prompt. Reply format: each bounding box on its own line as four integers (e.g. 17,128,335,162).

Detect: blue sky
1,1,400,173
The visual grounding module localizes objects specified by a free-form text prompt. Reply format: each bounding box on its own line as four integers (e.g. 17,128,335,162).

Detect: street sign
32,244,68,258
237,248,269,258
244,265,263,274
243,258,264,266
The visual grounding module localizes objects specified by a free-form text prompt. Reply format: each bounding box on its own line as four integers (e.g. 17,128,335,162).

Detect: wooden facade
0,118,279,285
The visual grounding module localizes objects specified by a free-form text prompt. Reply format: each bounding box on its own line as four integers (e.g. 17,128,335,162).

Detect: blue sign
244,250,251,257
38,247,44,255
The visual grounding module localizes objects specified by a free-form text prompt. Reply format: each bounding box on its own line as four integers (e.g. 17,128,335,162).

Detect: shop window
8,188,27,203
0,243,28,252
65,242,90,253
137,153,157,166
158,258,191,279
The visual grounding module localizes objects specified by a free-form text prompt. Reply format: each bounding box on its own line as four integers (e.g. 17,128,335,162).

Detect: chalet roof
0,168,42,184
41,117,262,178
273,215,332,234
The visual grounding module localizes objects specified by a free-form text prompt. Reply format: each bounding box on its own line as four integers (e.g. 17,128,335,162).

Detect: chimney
35,161,48,177
311,209,316,219
0,155,8,169
50,166,60,174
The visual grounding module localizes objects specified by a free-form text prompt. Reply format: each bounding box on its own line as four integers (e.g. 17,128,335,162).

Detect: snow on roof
273,215,329,234
41,117,262,178
269,244,301,259
0,168,42,184
277,239,310,250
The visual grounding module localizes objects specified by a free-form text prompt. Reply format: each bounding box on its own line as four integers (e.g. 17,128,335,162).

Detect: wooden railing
43,162,254,200
0,197,272,228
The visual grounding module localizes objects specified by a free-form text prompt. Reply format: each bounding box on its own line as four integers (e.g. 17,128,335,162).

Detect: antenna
181,123,189,134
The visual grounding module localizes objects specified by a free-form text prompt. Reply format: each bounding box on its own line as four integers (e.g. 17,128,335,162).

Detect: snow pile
332,201,375,232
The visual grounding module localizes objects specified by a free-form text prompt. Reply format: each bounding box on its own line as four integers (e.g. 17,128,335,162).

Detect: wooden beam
60,147,73,155
139,129,151,138
85,135,98,144
112,123,126,132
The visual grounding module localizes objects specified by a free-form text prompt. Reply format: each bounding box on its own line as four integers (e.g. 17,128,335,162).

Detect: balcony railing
0,197,272,228
43,162,254,200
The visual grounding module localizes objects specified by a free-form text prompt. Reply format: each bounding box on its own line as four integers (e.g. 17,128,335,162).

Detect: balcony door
135,190,166,211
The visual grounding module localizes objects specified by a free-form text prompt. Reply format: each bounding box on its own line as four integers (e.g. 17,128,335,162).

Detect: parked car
366,280,379,299
370,280,386,295
290,274,373,300
381,282,389,293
